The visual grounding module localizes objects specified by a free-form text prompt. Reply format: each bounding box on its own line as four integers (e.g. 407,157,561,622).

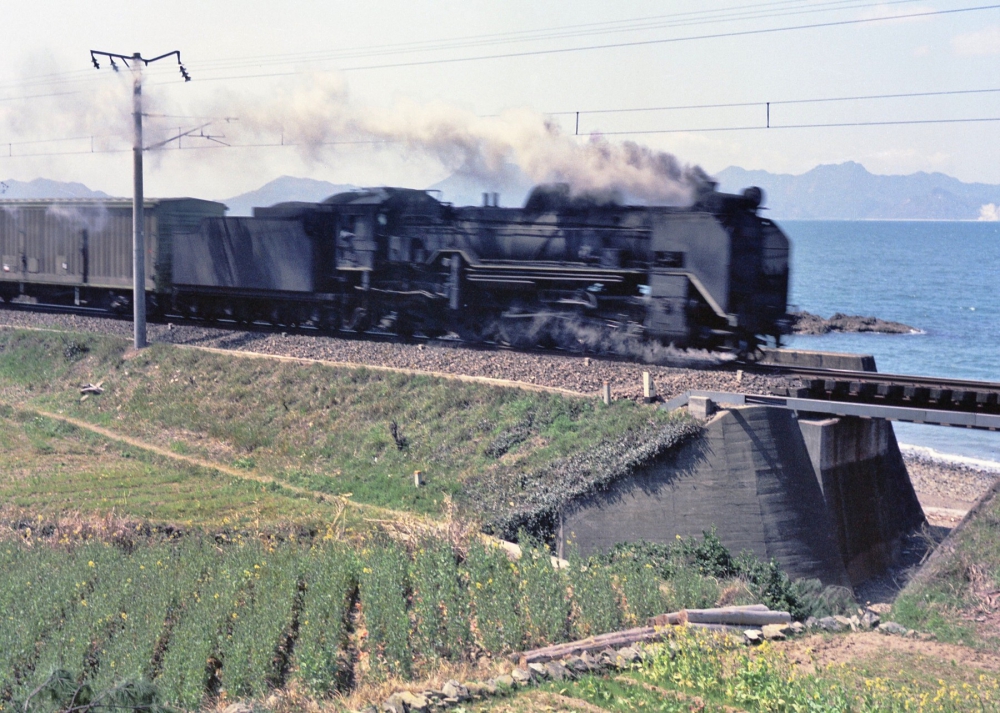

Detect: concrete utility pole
90,50,190,350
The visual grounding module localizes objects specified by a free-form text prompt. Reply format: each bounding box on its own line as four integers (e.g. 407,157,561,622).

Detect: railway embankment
0,328,694,528
0,309,781,400
1,309,996,523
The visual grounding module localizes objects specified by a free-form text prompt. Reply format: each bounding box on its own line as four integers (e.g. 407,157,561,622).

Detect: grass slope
0,407,341,528
0,329,689,525
892,481,1000,651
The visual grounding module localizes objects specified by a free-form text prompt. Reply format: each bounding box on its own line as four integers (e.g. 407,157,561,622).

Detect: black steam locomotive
0,183,791,355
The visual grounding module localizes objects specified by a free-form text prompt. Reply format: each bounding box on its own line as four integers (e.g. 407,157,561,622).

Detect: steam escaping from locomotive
207,74,710,205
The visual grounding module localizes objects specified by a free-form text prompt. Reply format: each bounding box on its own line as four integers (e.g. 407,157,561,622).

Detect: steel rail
753,364,1000,393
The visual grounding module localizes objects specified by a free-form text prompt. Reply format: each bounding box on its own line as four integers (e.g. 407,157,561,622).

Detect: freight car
0,197,225,310
0,183,791,355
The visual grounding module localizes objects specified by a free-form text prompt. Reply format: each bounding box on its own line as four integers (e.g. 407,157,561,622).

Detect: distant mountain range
5,163,999,220
0,178,112,199
220,176,357,216
715,162,1000,220
427,164,535,207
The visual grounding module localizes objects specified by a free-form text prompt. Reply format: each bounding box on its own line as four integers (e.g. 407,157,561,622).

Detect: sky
0,0,998,201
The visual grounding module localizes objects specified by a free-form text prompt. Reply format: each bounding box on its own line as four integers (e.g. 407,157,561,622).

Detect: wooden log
646,604,773,626
685,608,790,626
520,606,788,664
521,625,663,664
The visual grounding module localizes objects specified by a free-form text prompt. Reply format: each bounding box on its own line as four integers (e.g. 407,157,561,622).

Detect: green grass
0,408,349,529
473,629,1000,713
892,482,1000,651
0,329,685,521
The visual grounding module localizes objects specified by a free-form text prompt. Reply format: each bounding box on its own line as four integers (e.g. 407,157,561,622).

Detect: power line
595,115,1000,135
146,3,1000,84
3,113,1000,161
0,0,918,94
0,0,961,95
543,86,1000,117
180,0,921,75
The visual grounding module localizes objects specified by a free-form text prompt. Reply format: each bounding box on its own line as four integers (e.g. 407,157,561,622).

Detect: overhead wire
0,0,948,94
3,112,1000,161
178,0,922,74
146,3,1000,84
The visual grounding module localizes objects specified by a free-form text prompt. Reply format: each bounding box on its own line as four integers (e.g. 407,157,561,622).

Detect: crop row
0,536,664,708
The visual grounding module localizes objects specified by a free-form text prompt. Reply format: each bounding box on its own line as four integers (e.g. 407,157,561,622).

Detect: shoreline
900,444,1000,527
899,444,1000,472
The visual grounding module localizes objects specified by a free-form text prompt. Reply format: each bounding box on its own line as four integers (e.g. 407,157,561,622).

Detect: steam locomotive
0,183,791,355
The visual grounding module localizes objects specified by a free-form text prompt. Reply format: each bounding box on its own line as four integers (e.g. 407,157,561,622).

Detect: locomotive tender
0,183,791,354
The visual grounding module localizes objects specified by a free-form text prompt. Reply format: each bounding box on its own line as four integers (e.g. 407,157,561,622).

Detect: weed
410,540,470,662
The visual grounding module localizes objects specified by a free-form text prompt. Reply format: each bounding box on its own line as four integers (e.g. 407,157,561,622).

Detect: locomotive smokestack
492,192,499,207
483,192,490,207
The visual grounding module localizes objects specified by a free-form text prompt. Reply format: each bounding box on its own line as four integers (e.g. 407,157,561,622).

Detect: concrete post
688,395,716,420
601,382,611,406
643,371,656,403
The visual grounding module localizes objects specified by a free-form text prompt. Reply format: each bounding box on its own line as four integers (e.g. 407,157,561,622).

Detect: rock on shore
791,311,917,335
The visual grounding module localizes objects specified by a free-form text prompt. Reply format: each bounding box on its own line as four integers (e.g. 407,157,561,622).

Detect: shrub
517,539,571,647
566,551,621,638
464,541,522,654
293,545,358,696
358,543,411,678
608,550,665,624
410,540,470,662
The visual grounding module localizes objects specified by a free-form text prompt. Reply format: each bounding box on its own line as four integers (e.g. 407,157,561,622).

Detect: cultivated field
1,326,998,712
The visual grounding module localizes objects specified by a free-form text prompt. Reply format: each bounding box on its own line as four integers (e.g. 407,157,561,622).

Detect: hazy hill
221,176,357,216
427,164,535,207
716,162,1000,220
0,178,112,199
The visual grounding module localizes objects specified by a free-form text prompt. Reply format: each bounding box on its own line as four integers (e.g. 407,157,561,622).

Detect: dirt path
24,406,436,526
779,632,1000,675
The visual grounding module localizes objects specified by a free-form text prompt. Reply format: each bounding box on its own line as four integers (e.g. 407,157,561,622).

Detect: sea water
781,219,1000,463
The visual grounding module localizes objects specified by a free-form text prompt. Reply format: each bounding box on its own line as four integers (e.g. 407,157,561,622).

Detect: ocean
781,219,1000,463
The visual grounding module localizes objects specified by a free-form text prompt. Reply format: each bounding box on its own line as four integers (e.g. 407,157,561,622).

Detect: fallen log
520,625,663,664
519,606,789,663
648,606,790,628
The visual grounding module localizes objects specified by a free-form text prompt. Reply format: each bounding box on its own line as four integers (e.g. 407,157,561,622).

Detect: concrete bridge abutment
558,405,925,588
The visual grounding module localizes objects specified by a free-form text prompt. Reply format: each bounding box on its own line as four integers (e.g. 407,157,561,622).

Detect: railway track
7,299,999,419
0,299,729,368
757,364,1000,416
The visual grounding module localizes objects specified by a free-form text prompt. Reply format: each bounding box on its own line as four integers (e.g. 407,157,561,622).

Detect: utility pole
90,50,190,350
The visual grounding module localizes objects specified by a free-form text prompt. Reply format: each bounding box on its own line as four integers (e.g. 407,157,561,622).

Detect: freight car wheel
348,307,371,333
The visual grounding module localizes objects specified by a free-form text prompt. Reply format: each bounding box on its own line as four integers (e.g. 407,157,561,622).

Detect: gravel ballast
0,310,781,401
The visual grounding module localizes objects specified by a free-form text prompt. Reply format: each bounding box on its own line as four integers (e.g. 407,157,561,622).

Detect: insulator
91,56,100,69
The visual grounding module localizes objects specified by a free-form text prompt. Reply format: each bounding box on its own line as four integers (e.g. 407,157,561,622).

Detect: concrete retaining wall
760,348,877,372
558,406,924,587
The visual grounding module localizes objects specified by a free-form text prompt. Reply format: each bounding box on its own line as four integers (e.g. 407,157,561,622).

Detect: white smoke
1,67,708,204
978,203,1000,221
201,73,708,205
45,202,112,232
